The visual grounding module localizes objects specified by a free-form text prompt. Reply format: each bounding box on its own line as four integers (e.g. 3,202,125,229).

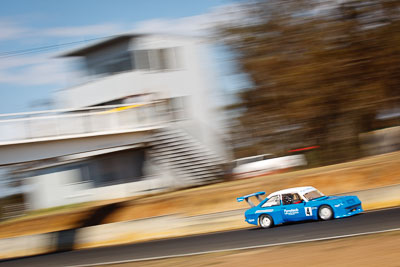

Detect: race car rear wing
237,191,266,207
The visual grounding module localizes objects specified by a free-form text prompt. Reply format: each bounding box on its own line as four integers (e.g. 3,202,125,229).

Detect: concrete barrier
1,184,400,260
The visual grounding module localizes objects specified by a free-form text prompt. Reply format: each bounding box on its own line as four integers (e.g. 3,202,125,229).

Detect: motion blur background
0,0,399,263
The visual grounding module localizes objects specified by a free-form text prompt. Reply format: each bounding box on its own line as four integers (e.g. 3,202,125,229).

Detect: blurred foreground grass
109,230,400,267
0,151,399,239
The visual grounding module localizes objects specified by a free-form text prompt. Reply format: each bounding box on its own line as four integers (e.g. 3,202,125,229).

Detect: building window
88,47,183,77
134,50,150,70
133,47,182,71
149,49,162,70
92,51,133,76
164,47,182,69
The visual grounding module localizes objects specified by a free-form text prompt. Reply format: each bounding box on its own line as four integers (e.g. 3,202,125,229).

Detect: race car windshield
304,190,324,201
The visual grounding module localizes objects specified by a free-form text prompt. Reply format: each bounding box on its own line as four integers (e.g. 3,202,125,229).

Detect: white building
55,34,227,156
1,34,231,209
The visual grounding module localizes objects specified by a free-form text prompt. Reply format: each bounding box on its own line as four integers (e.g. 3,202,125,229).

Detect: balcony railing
0,101,175,144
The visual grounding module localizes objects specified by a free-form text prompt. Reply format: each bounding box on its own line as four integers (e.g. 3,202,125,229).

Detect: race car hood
310,195,361,205
325,195,358,201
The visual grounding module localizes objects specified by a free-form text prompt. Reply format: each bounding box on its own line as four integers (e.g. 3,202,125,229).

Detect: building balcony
0,101,174,145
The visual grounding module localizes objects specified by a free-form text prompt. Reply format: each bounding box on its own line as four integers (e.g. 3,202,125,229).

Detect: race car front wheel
259,214,274,228
318,205,333,220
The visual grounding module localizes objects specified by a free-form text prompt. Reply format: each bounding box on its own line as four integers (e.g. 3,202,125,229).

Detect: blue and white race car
237,186,363,228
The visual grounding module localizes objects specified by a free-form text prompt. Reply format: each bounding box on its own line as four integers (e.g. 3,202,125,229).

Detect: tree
219,0,400,165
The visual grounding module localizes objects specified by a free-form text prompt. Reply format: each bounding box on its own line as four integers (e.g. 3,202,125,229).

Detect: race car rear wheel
318,205,333,220
259,214,274,228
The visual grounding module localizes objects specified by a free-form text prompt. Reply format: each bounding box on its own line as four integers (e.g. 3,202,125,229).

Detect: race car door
281,193,307,222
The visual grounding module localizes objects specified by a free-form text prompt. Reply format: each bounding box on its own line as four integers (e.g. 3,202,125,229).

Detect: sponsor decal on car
284,208,299,215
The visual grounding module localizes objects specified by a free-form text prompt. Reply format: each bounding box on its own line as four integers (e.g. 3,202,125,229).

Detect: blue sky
0,0,240,114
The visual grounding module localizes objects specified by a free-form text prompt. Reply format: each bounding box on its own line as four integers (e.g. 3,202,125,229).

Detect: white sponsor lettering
284,208,299,215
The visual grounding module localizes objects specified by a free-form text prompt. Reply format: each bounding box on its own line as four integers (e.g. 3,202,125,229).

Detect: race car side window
261,195,280,207
282,193,303,205
304,190,324,201
292,193,303,204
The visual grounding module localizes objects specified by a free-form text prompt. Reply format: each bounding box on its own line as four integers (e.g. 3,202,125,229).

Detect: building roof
58,34,143,57
58,33,202,58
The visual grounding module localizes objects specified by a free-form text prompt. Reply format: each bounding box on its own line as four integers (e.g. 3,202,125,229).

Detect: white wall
25,169,89,209
24,159,178,210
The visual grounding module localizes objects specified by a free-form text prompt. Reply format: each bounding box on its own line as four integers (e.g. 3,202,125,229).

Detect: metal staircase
148,127,225,187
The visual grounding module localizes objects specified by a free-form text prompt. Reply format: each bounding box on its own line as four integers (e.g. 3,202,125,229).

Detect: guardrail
0,101,174,144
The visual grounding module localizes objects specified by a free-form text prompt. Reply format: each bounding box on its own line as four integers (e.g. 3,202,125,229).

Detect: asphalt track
2,207,400,267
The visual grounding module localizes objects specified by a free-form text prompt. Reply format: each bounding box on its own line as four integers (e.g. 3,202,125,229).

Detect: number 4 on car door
305,207,312,216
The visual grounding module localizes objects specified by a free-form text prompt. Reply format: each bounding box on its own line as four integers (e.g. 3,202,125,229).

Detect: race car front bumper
334,203,363,218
